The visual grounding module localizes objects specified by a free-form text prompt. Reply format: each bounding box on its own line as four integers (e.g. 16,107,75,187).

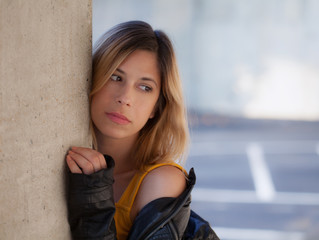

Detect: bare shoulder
131,165,187,220
138,165,187,202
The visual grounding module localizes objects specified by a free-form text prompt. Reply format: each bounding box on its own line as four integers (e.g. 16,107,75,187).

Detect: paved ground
185,118,319,240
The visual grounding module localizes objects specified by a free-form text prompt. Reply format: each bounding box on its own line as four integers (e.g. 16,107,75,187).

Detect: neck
95,131,138,174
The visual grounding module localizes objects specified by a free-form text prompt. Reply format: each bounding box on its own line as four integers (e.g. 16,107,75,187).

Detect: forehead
118,50,161,82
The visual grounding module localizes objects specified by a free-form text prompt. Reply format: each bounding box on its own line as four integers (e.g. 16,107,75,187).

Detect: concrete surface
0,0,92,239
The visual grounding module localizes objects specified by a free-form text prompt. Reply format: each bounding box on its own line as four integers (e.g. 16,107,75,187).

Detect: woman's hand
66,147,107,175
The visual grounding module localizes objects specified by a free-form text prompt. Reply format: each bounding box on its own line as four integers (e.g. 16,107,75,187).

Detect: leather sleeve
183,211,220,240
67,155,117,240
128,197,191,240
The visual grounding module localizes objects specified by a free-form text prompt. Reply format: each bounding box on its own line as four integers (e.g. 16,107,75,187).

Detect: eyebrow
115,68,159,87
116,68,125,74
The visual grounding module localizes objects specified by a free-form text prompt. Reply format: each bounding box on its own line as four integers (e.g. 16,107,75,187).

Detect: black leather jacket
67,155,219,240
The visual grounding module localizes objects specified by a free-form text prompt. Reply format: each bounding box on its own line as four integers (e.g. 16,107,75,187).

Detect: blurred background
93,0,319,239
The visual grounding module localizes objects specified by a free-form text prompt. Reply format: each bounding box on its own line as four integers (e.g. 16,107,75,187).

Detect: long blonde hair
91,21,188,169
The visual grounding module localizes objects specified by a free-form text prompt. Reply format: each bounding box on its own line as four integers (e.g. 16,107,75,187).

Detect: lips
106,112,131,125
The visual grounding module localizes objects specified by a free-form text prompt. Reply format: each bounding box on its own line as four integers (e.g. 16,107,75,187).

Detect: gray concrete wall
0,1,92,239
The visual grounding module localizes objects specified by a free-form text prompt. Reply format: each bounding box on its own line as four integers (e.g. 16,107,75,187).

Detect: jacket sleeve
128,197,191,240
183,211,220,240
67,155,117,240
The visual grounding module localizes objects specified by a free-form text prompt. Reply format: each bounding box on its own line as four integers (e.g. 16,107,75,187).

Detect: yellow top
114,162,186,240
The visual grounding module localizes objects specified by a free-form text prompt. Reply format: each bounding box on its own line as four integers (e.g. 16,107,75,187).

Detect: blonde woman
66,21,219,240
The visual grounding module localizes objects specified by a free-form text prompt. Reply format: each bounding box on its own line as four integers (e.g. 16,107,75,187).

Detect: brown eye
139,85,152,92
110,74,121,81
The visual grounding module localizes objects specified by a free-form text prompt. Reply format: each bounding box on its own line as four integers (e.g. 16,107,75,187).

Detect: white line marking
188,142,244,157
246,143,276,202
193,188,258,204
213,227,305,240
192,188,319,205
189,140,319,156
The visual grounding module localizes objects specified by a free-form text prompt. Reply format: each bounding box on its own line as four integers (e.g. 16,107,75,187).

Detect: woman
66,21,219,240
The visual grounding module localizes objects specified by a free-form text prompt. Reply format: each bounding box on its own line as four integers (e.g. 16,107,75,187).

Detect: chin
99,127,136,140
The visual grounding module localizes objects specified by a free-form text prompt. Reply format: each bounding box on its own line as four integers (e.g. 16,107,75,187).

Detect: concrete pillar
0,1,92,239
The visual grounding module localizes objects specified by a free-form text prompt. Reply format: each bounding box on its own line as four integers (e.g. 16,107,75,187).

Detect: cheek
91,87,110,109
90,93,105,119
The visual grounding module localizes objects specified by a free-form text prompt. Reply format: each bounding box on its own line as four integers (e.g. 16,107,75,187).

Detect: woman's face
91,49,161,141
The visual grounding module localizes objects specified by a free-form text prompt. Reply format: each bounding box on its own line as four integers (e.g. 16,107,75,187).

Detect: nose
116,84,132,107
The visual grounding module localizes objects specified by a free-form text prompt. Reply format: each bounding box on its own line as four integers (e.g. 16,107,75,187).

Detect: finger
99,154,107,169
71,147,102,172
71,147,106,171
68,150,95,175
66,155,83,174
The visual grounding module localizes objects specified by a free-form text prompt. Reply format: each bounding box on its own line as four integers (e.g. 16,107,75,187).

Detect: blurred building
93,0,319,121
